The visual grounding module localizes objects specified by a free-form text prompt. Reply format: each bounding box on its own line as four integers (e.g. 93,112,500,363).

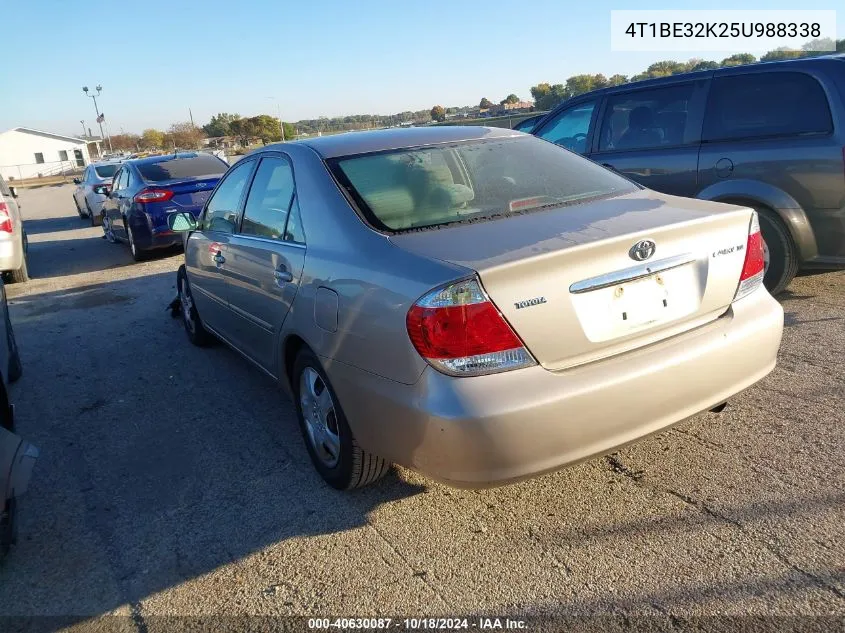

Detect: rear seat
342,154,474,229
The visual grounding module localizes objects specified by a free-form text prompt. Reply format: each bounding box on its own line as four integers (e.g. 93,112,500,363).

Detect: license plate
612,275,668,327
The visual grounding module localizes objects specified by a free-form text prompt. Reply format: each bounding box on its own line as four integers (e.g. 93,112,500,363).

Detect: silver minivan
0,176,27,283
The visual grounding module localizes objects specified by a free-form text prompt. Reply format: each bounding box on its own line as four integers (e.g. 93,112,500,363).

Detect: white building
0,127,94,181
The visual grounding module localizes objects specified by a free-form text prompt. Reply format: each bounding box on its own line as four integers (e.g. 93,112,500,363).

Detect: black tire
126,224,146,262
87,202,100,226
293,347,390,490
73,197,84,218
758,210,799,295
177,266,213,347
7,237,28,284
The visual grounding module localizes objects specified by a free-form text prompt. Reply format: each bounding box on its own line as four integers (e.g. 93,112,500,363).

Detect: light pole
82,85,112,152
267,97,285,141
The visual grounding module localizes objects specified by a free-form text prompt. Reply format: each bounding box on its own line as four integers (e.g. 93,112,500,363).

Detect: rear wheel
73,197,84,218
177,266,213,347
127,224,145,262
87,202,100,226
293,348,390,490
7,236,28,284
757,210,799,295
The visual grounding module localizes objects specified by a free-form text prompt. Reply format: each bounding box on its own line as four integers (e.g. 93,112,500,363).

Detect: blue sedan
101,153,228,260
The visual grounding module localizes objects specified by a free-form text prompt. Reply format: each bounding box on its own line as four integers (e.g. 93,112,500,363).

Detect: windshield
137,154,227,182
330,136,637,232
94,164,119,179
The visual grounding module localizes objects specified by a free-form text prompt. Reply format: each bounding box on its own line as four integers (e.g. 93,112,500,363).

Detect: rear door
103,167,130,237
223,154,306,373
185,158,257,333
589,79,708,195
697,69,843,259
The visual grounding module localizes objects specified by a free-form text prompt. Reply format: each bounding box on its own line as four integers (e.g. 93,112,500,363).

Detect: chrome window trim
232,233,306,249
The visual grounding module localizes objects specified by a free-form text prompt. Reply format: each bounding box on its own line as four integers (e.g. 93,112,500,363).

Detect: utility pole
267,97,285,142
82,85,112,152
80,120,86,139
189,108,195,127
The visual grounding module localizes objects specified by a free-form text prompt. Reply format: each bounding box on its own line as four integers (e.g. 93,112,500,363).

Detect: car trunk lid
390,191,755,371
140,177,219,231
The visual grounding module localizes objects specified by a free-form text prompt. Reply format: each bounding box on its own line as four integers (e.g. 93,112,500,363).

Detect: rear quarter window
138,155,227,182
703,72,833,142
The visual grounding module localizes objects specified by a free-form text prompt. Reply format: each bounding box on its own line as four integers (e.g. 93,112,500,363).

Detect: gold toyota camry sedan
167,126,784,490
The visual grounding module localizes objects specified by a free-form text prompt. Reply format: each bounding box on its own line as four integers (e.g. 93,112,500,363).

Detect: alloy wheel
299,367,340,468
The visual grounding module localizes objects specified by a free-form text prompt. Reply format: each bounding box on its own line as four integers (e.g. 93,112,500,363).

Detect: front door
74,149,84,167
185,158,257,333
588,80,708,196
223,154,306,373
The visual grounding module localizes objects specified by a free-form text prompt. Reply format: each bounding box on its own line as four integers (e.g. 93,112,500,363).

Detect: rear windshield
94,164,119,179
329,136,637,231
137,154,227,182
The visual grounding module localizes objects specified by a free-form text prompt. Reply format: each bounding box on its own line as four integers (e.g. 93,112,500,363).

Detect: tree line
529,38,845,111
104,38,845,151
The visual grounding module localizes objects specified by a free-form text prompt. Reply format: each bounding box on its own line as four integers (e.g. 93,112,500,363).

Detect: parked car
0,176,28,284
100,152,228,261
167,126,783,490
0,276,36,561
531,54,845,294
512,113,544,133
72,161,122,226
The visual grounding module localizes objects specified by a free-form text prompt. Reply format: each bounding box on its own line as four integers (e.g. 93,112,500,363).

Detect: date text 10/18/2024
308,617,528,630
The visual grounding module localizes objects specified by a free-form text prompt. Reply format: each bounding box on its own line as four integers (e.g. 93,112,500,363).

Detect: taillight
406,278,536,376
134,188,174,203
733,211,765,302
0,202,12,233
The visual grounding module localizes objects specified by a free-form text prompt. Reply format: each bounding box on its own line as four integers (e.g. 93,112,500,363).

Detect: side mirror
168,212,198,232
8,186,17,198
73,178,81,185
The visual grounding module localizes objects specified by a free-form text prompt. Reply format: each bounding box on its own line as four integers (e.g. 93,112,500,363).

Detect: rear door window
598,83,696,151
703,72,833,141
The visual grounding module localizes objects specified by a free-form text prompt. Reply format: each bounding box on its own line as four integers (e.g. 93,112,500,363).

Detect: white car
72,161,122,226
0,176,27,283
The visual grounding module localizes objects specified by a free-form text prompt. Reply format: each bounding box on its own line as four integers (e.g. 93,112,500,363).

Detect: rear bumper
0,237,23,273
328,288,784,488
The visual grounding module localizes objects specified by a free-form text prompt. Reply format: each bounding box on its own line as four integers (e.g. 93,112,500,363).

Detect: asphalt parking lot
0,184,843,625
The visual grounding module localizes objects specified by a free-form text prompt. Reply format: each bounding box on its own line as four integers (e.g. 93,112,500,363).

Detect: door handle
274,268,293,284
213,252,225,266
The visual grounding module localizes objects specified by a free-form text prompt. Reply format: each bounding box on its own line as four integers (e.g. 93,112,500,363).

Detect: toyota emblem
629,239,656,261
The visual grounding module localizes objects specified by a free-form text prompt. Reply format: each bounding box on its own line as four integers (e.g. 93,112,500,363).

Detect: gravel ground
0,184,843,630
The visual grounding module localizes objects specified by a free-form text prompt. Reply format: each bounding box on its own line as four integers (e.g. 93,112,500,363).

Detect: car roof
549,53,845,106
278,126,522,159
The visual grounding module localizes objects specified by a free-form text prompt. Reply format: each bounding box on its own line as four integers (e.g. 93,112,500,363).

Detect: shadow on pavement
0,270,425,618
22,215,91,236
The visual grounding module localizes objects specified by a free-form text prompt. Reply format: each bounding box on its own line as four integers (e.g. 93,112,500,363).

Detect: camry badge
629,239,656,262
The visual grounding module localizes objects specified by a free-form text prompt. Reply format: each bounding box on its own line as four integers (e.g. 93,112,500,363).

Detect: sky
0,0,841,137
